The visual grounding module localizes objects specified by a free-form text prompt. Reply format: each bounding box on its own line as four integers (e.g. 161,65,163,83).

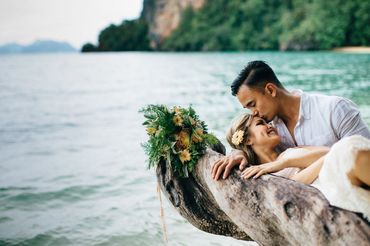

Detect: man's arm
332,98,370,139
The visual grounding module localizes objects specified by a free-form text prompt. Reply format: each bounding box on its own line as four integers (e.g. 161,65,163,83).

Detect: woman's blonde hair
226,113,259,165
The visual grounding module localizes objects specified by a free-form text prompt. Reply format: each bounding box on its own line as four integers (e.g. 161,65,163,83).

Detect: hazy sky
0,0,143,48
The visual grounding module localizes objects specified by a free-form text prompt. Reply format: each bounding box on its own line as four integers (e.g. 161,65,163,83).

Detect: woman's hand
212,150,248,180
241,159,287,179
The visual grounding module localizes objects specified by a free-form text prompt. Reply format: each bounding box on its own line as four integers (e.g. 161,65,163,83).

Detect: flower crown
231,130,245,146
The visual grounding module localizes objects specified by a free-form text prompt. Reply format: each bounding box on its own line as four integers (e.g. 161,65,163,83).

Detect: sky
0,0,143,49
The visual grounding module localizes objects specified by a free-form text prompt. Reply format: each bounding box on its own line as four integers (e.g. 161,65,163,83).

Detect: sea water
0,52,369,245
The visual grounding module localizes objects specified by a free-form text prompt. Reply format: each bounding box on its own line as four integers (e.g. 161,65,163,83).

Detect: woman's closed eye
256,120,266,126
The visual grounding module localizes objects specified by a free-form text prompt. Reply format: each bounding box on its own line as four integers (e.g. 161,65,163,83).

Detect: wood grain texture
156,145,370,246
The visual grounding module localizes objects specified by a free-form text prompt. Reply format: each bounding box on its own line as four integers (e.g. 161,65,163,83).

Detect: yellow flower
173,106,181,114
146,127,157,135
195,128,204,136
231,130,244,146
192,135,202,143
192,133,202,143
191,128,204,143
179,149,191,163
176,130,190,149
189,116,196,126
173,115,183,126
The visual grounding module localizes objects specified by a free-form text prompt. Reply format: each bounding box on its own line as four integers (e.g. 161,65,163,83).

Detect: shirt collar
294,89,311,120
272,89,311,124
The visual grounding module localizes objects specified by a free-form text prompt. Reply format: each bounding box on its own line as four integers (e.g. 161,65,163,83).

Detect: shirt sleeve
331,98,370,139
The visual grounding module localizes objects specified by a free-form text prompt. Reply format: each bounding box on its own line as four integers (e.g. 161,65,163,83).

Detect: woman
212,113,370,220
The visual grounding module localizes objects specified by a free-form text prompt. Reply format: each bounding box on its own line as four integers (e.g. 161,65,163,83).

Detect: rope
157,182,168,245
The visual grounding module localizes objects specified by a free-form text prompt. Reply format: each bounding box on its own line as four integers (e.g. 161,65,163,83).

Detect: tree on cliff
81,19,151,52
81,0,370,51
162,0,370,51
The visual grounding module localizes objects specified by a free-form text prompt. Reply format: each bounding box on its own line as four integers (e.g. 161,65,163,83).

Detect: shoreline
332,46,370,53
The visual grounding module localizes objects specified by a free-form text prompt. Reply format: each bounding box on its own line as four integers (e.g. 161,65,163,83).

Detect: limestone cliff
141,0,205,49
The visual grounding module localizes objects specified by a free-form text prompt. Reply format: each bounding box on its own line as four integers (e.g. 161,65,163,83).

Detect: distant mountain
0,43,23,53
0,40,77,54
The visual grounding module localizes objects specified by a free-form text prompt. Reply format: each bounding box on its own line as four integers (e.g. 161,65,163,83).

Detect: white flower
231,130,244,146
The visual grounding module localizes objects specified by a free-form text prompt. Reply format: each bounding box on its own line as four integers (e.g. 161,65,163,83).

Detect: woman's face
246,116,280,149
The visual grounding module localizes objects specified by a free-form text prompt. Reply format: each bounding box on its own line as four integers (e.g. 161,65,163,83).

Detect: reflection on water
0,52,369,245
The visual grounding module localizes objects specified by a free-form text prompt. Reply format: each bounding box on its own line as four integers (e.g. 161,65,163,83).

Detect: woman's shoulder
278,147,310,160
296,145,330,151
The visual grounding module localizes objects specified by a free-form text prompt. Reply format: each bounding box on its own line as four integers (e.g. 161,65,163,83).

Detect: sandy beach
332,46,370,53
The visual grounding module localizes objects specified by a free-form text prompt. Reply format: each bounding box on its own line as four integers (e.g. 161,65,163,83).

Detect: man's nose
252,110,259,116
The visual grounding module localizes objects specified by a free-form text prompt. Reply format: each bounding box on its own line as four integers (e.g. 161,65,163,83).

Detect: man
212,60,370,180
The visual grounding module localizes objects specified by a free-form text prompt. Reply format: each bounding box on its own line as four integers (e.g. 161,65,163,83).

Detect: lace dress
273,135,370,221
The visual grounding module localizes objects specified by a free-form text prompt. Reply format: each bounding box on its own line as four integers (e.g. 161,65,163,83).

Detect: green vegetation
81,19,151,52
82,0,369,52
163,0,370,51
140,105,218,177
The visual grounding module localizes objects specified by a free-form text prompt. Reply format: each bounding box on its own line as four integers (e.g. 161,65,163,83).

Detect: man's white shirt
272,90,370,152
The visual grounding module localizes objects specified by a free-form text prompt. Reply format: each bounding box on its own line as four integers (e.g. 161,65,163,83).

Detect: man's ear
264,83,277,97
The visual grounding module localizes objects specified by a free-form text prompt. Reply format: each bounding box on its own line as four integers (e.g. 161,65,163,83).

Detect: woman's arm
241,147,329,180
291,156,325,184
284,147,329,169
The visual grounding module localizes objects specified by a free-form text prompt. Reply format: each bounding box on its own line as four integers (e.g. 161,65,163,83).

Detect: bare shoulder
297,145,330,151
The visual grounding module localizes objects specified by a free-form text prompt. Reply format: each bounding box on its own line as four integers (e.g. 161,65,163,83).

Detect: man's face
236,84,278,122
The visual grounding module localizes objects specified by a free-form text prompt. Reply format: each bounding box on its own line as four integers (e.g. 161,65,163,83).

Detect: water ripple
0,52,368,246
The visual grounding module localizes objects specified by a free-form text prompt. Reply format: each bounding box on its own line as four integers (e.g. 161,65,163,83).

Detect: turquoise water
0,52,369,246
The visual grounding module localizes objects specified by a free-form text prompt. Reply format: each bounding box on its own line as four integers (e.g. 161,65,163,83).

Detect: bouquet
140,105,218,177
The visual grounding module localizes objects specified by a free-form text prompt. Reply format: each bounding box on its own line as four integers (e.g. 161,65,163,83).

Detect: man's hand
241,159,287,179
212,150,248,180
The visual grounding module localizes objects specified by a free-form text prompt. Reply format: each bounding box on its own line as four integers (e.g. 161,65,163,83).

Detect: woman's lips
267,129,277,136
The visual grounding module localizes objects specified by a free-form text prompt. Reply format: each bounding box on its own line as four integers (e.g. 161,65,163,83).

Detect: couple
211,61,370,220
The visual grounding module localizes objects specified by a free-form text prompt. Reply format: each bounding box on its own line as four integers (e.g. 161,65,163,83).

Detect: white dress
273,135,370,221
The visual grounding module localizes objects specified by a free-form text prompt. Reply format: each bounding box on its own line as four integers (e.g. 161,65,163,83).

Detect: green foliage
81,43,98,52
162,0,370,51
349,1,370,45
140,105,218,178
82,0,369,51
81,19,151,52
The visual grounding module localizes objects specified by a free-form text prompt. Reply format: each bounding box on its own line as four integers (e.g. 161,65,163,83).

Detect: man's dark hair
231,61,284,96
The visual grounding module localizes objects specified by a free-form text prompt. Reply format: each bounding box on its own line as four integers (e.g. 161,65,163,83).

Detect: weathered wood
156,146,370,246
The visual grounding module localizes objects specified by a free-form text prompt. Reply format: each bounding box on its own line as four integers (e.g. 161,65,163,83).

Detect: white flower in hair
231,130,244,146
